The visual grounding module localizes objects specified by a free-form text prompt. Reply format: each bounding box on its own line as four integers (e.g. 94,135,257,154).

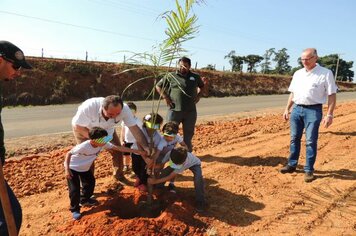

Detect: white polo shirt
289,64,338,105
161,151,201,174
65,140,114,172
72,97,137,135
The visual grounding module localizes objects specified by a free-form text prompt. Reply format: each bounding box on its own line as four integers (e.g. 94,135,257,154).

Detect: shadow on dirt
322,131,356,136
314,169,356,180
176,177,264,227
200,154,286,167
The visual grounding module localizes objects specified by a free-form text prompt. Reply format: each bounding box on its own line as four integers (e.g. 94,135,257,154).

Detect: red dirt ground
3,101,356,235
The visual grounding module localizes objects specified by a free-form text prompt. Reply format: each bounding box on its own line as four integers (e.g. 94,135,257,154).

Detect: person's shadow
176,177,264,227
322,131,356,136
200,154,286,167
314,169,356,180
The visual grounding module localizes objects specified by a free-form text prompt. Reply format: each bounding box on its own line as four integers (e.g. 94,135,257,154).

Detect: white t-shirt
161,151,201,174
120,117,143,143
71,97,137,136
160,134,184,157
289,64,338,105
65,140,114,172
131,126,165,151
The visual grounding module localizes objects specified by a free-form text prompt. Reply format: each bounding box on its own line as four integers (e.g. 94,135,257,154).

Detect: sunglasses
93,135,113,144
2,57,21,71
168,159,184,170
163,132,176,137
145,121,160,130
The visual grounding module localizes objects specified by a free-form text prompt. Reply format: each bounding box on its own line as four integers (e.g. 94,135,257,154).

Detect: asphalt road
3,92,356,139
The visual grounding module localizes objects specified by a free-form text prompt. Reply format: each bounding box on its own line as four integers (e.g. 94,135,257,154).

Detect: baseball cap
0,40,32,69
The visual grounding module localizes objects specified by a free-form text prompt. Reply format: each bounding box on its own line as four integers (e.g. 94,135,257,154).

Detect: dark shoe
280,165,296,174
80,198,99,206
72,211,81,220
304,172,314,183
167,183,176,194
195,201,206,213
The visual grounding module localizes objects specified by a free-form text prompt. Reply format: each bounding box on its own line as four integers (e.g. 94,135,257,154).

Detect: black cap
0,40,32,69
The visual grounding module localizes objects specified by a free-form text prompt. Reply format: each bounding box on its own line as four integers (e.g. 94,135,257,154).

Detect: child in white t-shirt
131,113,165,192
148,147,206,212
64,127,145,220
157,121,187,193
120,102,142,174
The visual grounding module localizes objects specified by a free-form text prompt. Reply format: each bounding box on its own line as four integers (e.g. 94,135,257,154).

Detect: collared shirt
156,71,204,111
65,140,114,172
71,97,136,136
161,151,201,174
289,64,338,105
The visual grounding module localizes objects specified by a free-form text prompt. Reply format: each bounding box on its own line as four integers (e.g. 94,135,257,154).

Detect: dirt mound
3,101,356,235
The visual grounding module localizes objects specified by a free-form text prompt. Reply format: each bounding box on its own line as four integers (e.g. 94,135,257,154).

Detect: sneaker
167,183,176,193
137,184,147,192
304,172,314,183
195,201,206,213
80,198,99,206
72,211,81,220
134,177,141,187
280,165,296,174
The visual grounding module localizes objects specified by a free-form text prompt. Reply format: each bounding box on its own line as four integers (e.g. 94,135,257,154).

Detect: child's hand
147,177,157,185
143,157,153,166
65,168,73,179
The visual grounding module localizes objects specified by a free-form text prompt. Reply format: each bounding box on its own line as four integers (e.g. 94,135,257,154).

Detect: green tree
318,54,354,82
224,50,245,72
260,48,275,74
244,54,263,73
202,64,216,70
273,48,291,74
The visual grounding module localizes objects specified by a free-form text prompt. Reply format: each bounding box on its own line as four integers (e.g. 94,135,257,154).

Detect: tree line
203,48,354,82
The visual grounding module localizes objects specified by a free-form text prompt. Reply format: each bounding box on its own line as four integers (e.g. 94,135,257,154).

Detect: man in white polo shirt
281,48,337,183
72,95,149,184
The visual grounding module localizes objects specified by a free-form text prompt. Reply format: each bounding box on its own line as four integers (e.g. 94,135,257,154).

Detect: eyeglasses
301,56,315,62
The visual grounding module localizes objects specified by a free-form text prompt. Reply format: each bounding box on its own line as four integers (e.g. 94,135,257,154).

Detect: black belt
296,104,322,108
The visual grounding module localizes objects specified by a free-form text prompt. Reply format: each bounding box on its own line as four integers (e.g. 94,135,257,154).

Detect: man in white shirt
281,48,337,182
72,95,149,184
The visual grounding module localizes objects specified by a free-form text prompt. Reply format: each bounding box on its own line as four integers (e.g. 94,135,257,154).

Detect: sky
1,0,355,74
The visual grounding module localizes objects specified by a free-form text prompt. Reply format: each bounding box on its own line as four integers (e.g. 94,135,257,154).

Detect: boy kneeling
148,147,206,212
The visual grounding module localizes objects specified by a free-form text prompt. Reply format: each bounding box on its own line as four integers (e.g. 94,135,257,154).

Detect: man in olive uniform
0,40,33,235
156,57,205,152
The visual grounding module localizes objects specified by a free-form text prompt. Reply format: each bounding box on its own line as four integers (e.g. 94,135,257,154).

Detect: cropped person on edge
0,40,33,235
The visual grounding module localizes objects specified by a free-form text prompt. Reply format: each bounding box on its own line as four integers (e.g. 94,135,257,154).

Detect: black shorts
123,142,133,155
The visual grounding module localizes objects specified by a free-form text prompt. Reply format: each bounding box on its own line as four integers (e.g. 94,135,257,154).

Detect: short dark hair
178,56,191,66
170,147,188,165
162,121,179,134
143,113,163,125
89,127,108,139
103,95,123,110
126,101,137,111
